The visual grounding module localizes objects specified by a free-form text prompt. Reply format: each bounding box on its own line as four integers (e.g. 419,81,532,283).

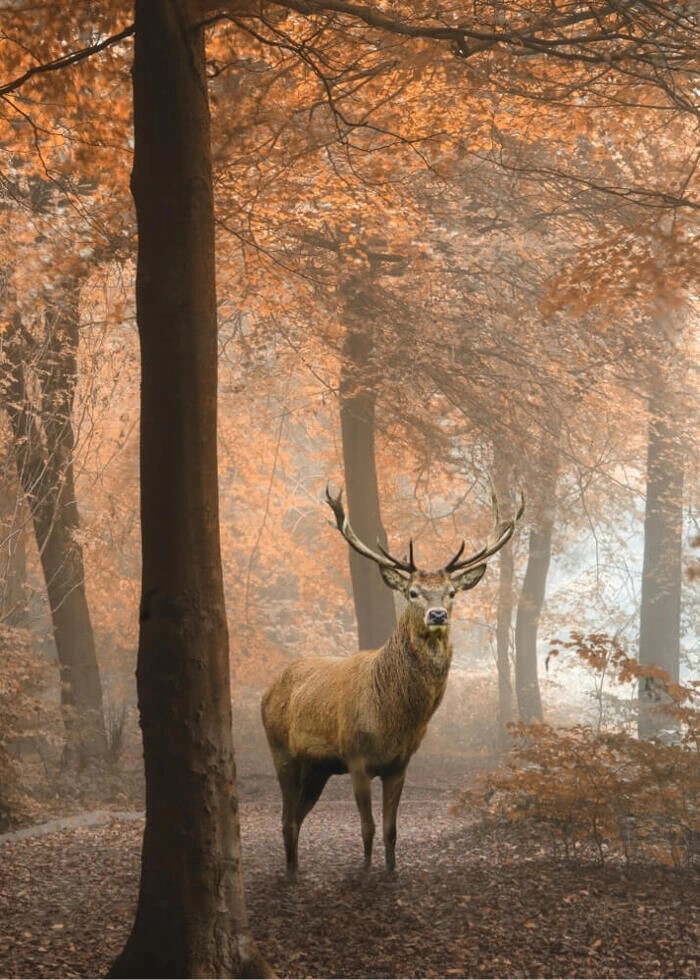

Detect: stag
261,484,523,875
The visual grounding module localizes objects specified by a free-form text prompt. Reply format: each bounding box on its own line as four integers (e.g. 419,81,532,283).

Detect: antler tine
325,484,345,530
444,487,525,574
325,484,413,573
376,538,416,574
443,539,466,573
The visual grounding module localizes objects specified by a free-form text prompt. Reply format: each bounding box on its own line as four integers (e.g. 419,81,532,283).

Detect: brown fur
261,568,484,874
263,604,450,778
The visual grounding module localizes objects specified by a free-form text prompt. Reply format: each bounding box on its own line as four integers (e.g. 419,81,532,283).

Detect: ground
1,774,698,979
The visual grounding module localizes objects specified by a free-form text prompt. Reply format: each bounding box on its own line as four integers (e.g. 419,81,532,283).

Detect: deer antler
443,486,525,574
325,485,416,573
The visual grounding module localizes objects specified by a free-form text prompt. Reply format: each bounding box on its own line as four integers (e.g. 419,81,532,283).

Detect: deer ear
380,566,410,593
451,564,487,592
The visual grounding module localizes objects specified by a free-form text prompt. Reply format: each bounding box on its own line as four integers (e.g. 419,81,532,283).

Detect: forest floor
1,770,699,979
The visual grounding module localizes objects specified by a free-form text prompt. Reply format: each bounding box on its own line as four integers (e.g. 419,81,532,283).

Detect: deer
261,483,524,875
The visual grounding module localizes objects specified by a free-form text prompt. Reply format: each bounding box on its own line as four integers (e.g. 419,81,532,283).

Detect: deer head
325,484,524,633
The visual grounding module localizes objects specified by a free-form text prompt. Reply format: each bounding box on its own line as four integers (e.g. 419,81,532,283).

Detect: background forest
0,2,699,977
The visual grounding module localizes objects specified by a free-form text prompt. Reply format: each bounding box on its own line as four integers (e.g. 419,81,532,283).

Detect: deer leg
279,760,331,876
297,763,330,826
277,759,304,876
282,799,299,875
351,767,375,869
381,769,406,872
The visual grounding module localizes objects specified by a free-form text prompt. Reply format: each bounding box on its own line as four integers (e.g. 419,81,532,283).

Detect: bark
514,452,558,724
339,284,396,650
109,3,269,976
0,474,29,628
638,366,684,739
4,283,106,764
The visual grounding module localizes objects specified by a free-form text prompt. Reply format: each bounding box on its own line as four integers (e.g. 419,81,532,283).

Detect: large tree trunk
514,452,558,724
638,364,684,739
109,3,268,976
339,283,395,650
4,282,106,765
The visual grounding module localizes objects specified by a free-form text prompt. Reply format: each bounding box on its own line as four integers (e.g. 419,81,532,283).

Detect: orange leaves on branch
549,631,699,718
541,226,698,321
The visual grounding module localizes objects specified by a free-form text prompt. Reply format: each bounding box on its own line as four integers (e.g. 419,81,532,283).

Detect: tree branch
269,0,698,65
0,24,135,98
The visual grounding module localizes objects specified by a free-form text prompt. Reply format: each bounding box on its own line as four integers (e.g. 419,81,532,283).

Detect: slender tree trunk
109,3,269,976
638,365,684,739
339,284,395,650
4,283,106,764
514,525,549,723
515,451,558,724
35,497,105,763
495,540,516,742
492,460,516,745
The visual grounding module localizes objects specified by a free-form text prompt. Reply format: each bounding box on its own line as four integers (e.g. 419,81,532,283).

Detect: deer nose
426,607,448,626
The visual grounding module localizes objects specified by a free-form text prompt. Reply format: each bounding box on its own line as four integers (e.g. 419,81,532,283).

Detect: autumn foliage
0,626,48,829
0,0,697,855
459,637,700,867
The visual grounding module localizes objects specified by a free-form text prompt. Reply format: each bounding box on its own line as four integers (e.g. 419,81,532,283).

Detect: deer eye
408,586,420,600
447,586,457,599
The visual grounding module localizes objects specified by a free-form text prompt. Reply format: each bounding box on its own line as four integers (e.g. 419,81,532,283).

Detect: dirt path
1,785,698,978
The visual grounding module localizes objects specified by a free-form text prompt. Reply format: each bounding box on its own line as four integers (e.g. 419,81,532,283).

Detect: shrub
457,636,700,867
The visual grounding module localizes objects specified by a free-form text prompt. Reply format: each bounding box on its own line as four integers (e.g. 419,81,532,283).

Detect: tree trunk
492,461,516,745
514,452,558,724
495,540,516,743
638,366,684,739
339,287,396,650
4,283,106,765
109,3,269,976
0,473,29,628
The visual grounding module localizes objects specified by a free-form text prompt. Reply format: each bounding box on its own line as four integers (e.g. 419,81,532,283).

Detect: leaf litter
0,787,698,978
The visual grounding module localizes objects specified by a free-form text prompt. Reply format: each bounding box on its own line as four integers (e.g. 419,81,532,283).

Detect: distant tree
638,296,689,739
549,212,695,737
514,436,560,724
0,458,29,629
1,271,107,764
492,460,517,742
338,272,397,650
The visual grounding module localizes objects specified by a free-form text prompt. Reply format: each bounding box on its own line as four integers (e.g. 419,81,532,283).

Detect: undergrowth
457,634,700,867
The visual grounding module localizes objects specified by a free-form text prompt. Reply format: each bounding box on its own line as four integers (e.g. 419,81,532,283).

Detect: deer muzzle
425,607,448,629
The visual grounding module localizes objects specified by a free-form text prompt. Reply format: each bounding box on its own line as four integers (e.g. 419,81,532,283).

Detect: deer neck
381,604,453,683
